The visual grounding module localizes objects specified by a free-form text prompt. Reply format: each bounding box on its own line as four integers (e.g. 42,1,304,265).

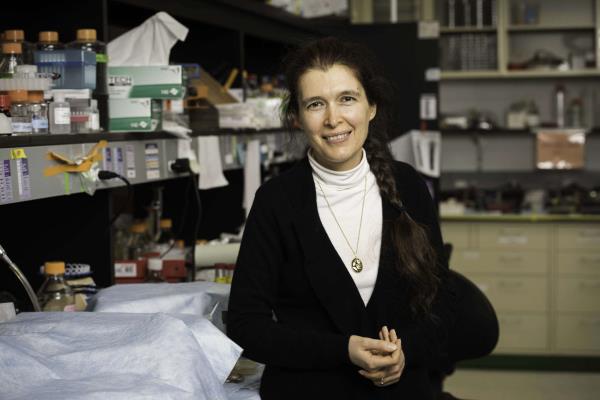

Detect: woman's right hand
348,335,399,371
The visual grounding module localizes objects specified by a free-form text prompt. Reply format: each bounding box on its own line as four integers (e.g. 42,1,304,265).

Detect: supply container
0,42,23,78
37,261,76,312
34,49,96,89
8,89,31,135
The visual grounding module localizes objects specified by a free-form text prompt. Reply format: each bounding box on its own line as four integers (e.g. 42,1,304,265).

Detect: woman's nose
324,106,341,128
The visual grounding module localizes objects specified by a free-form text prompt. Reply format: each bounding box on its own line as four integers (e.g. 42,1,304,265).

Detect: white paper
389,130,441,178
108,12,189,66
197,136,228,189
0,312,237,400
243,140,261,216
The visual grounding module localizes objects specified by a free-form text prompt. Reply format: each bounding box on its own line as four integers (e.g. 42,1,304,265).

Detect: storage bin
34,49,96,90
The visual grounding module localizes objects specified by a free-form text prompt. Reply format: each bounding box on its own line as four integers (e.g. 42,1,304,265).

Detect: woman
227,37,497,399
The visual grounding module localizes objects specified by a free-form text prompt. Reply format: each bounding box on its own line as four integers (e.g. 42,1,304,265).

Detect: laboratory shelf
0,128,288,149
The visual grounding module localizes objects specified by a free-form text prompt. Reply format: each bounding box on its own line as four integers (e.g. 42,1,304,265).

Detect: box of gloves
108,65,184,99
109,98,153,132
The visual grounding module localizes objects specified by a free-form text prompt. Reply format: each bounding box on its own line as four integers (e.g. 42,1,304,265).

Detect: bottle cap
53,92,66,103
159,218,172,229
8,90,28,103
2,42,22,54
28,91,44,103
39,31,59,43
4,30,25,41
130,223,146,233
76,29,97,42
147,258,163,272
45,261,66,275
0,95,11,109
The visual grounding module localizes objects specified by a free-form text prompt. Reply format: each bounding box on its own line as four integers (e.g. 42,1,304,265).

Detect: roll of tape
194,243,240,267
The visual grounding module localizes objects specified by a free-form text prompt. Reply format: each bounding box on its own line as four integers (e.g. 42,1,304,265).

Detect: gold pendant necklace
315,175,367,273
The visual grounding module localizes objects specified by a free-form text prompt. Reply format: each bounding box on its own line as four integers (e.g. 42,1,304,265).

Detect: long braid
365,134,440,317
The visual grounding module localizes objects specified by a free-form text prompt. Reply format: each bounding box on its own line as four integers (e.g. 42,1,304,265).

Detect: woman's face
296,64,376,171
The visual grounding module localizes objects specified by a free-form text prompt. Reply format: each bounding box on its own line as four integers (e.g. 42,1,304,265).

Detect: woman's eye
306,101,324,110
340,96,356,103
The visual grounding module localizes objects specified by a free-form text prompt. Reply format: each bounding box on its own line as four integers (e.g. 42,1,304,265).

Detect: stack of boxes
107,65,184,132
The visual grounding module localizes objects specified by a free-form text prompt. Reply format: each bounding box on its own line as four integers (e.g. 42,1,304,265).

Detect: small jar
8,90,31,135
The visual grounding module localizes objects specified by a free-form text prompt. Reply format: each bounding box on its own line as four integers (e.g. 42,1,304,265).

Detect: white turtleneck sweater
308,149,383,305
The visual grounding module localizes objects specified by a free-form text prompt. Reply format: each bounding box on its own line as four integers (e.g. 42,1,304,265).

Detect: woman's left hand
358,326,405,387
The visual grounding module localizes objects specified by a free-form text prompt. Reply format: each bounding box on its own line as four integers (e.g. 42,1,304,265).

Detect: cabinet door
469,275,547,312
557,225,600,250
452,250,548,275
556,315,600,354
495,313,549,353
557,251,600,276
479,223,550,250
441,222,470,249
557,277,600,313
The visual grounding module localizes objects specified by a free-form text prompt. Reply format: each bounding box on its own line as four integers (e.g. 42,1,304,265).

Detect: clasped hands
348,326,405,387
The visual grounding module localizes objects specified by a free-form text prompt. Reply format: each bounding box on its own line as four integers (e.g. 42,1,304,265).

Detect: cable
97,170,132,227
190,172,203,281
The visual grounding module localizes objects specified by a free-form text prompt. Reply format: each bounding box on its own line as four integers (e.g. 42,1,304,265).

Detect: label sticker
10,148,27,159
0,160,14,203
420,94,437,120
103,147,113,171
15,158,31,200
114,262,137,278
113,147,124,177
145,143,160,180
125,144,136,179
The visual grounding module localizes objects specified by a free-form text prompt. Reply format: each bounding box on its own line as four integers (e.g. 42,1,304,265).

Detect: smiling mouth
323,131,351,142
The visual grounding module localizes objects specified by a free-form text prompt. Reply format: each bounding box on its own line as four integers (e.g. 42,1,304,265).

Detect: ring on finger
379,377,385,385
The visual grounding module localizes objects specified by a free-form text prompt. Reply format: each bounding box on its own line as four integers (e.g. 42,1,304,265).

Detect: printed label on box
145,143,160,180
113,147,124,176
103,147,113,171
114,262,137,278
15,158,31,200
126,144,136,179
0,160,14,203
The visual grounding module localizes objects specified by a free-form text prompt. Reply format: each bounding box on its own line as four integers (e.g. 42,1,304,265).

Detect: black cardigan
227,158,494,399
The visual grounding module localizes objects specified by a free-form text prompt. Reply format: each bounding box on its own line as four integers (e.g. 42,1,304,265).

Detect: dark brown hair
282,37,441,317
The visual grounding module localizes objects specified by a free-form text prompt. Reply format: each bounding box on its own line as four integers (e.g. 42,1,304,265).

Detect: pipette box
34,50,96,89
108,98,152,132
108,65,183,99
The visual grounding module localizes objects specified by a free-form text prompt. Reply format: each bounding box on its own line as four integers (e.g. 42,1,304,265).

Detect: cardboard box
108,65,183,99
109,98,152,132
536,129,585,170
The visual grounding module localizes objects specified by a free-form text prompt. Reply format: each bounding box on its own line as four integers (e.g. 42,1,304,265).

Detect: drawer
556,314,600,353
557,225,600,250
469,276,547,312
557,277,600,312
479,223,550,250
494,313,548,352
452,250,548,275
441,222,470,249
557,251,600,276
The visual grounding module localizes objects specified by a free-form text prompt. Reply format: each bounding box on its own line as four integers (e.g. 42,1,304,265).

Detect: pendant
351,257,363,273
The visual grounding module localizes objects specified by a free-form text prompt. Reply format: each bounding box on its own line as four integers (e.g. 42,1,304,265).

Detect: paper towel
108,12,188,66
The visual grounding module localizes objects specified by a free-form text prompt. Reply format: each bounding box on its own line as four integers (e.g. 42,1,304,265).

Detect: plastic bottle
554,85,565,128
0,94,11,135
145,257,166,283
68,29,108,130
28,90,49,133
37,261,76,312
3,30,33,64
8,90,31,135
87,99,100,132
156,218,175,253
49,92,71,134
0,42,24,78
127,223,149,259
36,31,64,51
